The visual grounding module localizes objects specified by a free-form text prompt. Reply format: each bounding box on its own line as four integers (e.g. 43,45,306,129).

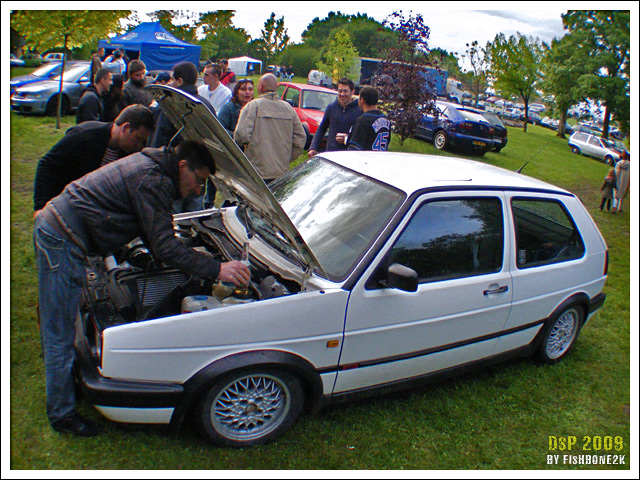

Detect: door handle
483,285,509,295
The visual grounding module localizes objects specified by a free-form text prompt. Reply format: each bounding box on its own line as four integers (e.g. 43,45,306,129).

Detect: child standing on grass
599,168,616,212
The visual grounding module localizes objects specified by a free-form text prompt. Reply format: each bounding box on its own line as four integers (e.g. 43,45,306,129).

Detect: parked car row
73,85,608,447
9,52,65,68
540,117,574,134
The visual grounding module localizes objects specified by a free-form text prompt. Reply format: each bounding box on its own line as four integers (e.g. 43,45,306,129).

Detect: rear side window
389,198,504,283
573,133,588,142
512,198,585,269
588,136,602,147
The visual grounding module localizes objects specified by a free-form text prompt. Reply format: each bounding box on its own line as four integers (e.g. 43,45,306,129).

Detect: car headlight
24,92,43,99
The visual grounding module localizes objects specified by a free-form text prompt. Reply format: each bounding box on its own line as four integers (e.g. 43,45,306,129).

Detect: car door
500,194,588,340
585,135,603,159
333,192,513,394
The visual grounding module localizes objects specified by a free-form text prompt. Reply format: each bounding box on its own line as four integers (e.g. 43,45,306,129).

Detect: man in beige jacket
234,73,306,183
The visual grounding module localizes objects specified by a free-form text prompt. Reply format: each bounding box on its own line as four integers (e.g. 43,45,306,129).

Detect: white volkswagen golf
75,86,608,447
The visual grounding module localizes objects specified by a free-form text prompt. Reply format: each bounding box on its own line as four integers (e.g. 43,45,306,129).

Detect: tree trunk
557,109,568,139
601,105,611,140
522,95,529,133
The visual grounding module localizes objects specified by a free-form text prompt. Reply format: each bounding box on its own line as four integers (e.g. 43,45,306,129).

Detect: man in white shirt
198,63,232,115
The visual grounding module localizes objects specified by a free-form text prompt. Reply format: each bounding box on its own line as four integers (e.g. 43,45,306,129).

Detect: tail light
604,249,609,276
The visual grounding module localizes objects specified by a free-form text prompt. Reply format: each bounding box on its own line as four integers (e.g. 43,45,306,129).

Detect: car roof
319,151,567,195
278,82,336,93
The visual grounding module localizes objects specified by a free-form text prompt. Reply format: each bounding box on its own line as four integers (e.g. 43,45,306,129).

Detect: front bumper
10,96,48,114
74,331,184,412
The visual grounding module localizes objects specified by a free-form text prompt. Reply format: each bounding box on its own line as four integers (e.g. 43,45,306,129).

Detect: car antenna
516,138,552,174
516,161,529,174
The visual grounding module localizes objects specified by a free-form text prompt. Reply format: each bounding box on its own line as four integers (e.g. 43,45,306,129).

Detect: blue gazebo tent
98,22,201,72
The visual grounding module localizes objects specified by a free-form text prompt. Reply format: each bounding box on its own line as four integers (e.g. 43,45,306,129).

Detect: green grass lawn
7,108,631,470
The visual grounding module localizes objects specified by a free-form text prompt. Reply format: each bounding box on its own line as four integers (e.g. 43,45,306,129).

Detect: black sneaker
51,413,101,437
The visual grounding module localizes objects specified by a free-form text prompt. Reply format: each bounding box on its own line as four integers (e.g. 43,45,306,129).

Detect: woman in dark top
217,78,254,136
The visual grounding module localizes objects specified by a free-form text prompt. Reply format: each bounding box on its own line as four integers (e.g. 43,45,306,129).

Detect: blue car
10,62,65,95
415,101,496,155
11,61,90,116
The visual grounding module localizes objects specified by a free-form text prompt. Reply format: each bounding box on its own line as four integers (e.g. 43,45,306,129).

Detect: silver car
10,61,90,116
568,132,621,165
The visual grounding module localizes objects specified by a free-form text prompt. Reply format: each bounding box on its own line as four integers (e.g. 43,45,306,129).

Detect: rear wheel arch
531,293,590,363
170,350,324,433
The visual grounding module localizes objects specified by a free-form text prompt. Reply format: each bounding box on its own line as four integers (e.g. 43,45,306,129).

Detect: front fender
170,349,325,433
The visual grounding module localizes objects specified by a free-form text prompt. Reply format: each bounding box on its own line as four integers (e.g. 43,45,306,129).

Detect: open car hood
147,85,325,277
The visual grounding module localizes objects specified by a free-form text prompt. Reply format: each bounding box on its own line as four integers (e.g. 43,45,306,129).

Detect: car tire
198,368,304,447
535,306,583,364
45,95,69,117
604,155,614,165
433,130,448,150
571,146,580,155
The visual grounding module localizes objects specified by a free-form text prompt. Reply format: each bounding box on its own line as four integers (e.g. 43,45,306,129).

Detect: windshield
51,64,89,82
269,157,405,281
33,63,62,77
301,91,337,111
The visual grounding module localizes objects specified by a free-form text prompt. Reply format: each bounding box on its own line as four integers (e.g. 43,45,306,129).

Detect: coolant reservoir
181,295,223,313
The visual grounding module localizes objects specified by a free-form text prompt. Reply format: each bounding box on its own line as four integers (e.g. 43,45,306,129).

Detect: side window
588,136,601,147
389,198,504,283
283,88,300,108
276,85,286,99
512,198,585,269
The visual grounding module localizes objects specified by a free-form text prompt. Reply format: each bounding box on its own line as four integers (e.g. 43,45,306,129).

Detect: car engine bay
80,210,301,336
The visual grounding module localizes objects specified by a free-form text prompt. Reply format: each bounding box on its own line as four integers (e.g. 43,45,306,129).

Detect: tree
11,10,130,128
375,11,438,145
198,10,235,35
197,11,250,62
317,29,360,82
488,33,544,132
561,11,630,139
461,41,489,107
540,33,589,138
260,13,289,64
148,10,199,44
301,12,398,59
430,47,463,80
279,43,321,79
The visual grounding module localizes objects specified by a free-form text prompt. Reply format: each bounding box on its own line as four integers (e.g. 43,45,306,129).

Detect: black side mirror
386,263,418,292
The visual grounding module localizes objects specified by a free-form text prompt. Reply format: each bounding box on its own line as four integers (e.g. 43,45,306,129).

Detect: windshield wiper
241,207,306,269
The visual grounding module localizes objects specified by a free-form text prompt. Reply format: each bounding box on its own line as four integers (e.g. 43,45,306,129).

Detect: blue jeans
33,215,86,424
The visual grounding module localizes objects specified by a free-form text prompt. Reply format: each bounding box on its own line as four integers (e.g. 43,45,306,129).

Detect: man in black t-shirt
346,86,391,151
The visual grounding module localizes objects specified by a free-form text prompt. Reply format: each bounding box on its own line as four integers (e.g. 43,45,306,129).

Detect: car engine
80,210,300,334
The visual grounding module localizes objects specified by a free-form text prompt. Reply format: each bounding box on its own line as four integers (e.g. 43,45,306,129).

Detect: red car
276,82,338,149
